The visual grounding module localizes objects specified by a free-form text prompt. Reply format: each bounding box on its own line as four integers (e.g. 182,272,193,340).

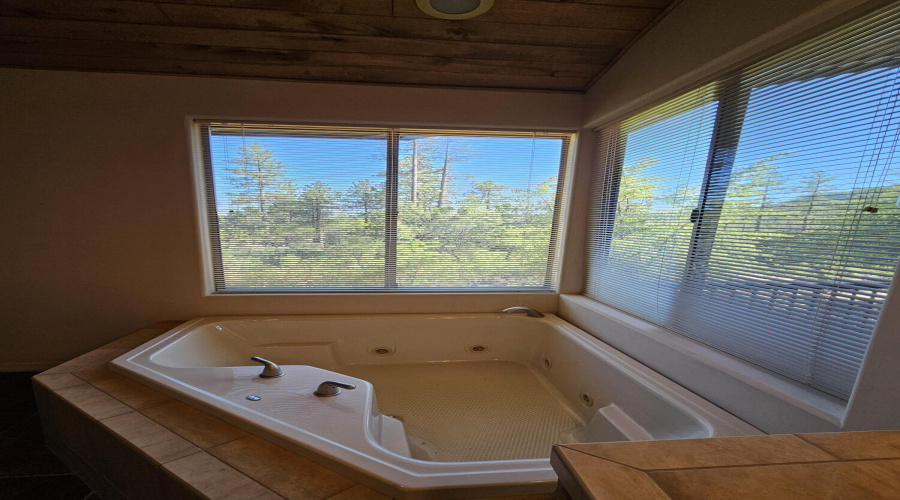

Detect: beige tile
68,346,130,382
163,451,282,500
651,458,900,500
142,400,247,448
55,383,133,420
565,434,835,471
797,430,900,460
47,389,107,462
101,411,200,464
59,347,129,369
469,495,553,500
32,372,89,390
325,484,389,500
92,375,172,410
103,327,169,349
209,436,355,499
90,418,174,500
150,320,188,329
40,364,77,375
552,447,670,500
72,359,121,383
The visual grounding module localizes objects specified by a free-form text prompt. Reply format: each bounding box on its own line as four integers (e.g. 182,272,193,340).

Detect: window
586,3,900,399
198,122,571,292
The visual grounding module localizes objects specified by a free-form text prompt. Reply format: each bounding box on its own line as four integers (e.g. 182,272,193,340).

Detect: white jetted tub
111,313,761,498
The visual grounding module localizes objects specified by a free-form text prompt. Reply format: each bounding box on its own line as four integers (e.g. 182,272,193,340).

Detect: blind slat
585,2,900,400
198,122,572,292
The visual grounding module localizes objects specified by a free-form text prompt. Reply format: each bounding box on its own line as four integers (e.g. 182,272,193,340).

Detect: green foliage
605,152,900,284
217,141,559,288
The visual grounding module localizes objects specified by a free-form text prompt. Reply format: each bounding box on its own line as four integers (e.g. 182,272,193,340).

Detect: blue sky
208,133,564,209
622,66,900,207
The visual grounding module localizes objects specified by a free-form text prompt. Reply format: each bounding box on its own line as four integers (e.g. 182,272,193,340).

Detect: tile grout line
0,472,78,479
92,412,196,466
325,482,361,500
558,445,648,472
556,446,675,500
792,433,844,460
202,434,248,451
643,467,677,500
646,456,900,474
192,448,290,500
134,401,250,452
158,450,231,500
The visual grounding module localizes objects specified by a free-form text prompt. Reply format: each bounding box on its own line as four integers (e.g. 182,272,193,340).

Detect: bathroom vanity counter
551,430,900,499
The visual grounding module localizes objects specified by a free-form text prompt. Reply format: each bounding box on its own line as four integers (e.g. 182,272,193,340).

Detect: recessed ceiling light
416,0,495,20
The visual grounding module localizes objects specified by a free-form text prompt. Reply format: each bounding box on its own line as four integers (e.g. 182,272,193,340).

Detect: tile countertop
551,431,900,499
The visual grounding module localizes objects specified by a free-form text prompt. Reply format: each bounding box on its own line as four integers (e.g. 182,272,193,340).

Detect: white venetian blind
585,2,900,399
198,122,570,292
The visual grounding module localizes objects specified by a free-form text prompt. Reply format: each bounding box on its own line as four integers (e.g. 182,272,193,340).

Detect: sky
621,65,900,210
207,133,565,209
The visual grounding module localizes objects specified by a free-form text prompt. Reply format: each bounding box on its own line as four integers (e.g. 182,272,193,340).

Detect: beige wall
0,69,583,368
583,0,882,128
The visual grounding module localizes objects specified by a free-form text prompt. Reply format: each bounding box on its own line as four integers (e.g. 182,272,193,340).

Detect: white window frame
191,120,576,294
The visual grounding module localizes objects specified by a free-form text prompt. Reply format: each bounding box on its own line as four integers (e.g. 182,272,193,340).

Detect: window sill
206,289,557,296
558,294,847,432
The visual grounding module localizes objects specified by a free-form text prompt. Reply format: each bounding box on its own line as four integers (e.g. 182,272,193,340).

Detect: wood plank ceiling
0,0,680,92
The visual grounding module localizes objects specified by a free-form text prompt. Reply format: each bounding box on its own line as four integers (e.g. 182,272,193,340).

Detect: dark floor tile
0,417,46,451
0,474,92,500
0,451,71,478
0,414,28,436
0,416,71,477
0,373,40,414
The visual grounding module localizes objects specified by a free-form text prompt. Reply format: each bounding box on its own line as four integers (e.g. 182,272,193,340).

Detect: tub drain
371,347,394,355
469,345,487,352
580,392,594,407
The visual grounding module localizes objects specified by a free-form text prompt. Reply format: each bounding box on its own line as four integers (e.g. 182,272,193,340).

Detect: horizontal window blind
585,2,900,399
199,122,570,292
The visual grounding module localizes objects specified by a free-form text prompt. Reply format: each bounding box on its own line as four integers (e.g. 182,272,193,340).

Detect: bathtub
110,313,760,498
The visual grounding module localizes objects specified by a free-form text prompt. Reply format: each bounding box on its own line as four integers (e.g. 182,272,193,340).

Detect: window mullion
684,76,751,280
593,126,625,268
384,130,400,289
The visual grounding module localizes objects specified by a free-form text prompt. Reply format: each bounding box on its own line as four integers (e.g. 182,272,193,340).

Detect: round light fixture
416,0,495,20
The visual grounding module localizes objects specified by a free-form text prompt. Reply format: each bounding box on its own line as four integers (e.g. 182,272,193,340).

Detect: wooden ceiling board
391,0,660,30
0,0,680,91
0,36,601,77
0,18,620,64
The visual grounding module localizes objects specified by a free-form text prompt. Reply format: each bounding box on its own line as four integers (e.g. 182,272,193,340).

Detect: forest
214,139,561,289
214,136,900,294
607,154,900,285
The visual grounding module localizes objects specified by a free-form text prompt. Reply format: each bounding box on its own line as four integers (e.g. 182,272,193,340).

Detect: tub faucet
314,381,356,397
502,306,544,318
250,356,284,378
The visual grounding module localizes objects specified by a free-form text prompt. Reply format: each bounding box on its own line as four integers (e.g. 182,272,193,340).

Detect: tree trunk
803,182,820,228
755,186,769,231
411,140,418,204
438,142,450,208
256,160,267,220
313,203,324,247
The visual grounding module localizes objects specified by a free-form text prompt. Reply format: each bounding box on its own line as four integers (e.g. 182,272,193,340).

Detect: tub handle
502,306,544,318
250,356,284,378
314,381,356,397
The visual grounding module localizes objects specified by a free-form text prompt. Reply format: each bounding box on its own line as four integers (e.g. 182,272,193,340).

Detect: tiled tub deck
34,322,900,500
552,430,900,499
32,322,550,500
